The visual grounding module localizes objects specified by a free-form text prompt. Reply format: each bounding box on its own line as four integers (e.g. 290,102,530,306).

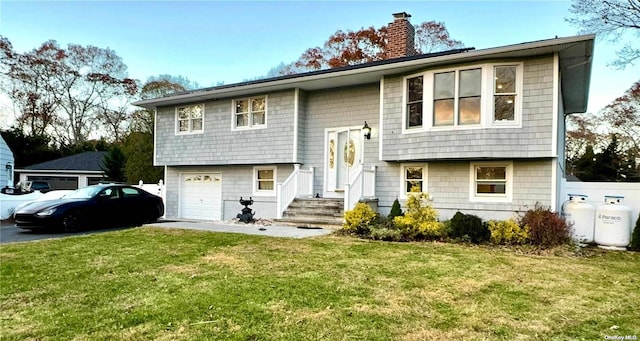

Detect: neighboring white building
0,135,15,188
16,151,107,190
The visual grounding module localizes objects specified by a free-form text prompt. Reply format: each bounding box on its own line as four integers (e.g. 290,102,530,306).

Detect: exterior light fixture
362,121,371,140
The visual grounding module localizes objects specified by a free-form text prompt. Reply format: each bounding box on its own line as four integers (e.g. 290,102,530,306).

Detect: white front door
326,127,362,194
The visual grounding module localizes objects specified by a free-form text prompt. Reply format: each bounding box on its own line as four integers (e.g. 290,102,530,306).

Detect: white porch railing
344,165,376,211
276,165,314,219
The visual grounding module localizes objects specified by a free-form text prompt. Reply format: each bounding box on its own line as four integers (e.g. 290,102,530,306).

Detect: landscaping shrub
488,219,529,245
519,204,571,248
449,211,489,244
629,213,640,251
388,198,403,219
393,193,444,240
368,226,403,242
343,202,378,236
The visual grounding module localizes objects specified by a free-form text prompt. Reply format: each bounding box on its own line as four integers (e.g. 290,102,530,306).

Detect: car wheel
142,211,159,225
62,211,83,233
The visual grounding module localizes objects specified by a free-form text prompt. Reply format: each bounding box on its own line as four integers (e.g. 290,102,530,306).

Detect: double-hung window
493,65,517,122
406,76,424,128
253,166,276,196
176,104,204,134
400,164,427,197
234,96,266,129
470,162,512,202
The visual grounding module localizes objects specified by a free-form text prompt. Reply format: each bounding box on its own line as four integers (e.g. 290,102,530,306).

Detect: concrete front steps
274,198,344,229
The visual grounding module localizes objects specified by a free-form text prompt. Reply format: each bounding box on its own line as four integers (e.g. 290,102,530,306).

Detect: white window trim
175,104,205,135
253,166,276,196
401,62,523,135
231,95,268,131
399,163,428,199
469,161,513,203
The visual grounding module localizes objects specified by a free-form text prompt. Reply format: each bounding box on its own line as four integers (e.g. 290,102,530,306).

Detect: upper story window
403,63,522,132
433,68,481,127
176,104,204,134
469,162,513,202
494,66,517,122
406,76,423,128
234,96,267,129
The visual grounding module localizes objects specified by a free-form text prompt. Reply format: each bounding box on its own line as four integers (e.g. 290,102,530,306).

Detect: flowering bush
342,202,378,236
488,219,529,245
393,193,444,240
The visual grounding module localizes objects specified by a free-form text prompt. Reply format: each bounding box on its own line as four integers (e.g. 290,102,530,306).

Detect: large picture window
433,68,481,126
176,104,204,134
234,96,266,129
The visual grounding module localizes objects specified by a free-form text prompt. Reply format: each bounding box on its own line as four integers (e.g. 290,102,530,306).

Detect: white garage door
180,173,222,220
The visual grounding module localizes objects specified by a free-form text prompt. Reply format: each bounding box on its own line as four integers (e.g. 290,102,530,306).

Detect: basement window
253,166,276,196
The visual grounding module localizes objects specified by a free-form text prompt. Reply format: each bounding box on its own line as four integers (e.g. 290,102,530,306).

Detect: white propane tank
561,194,595,244
594,196,633,250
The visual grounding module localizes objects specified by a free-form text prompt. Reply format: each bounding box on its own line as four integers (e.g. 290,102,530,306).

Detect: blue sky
1,0,638,117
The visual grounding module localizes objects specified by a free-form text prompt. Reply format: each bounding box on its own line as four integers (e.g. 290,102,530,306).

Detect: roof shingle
24,151,107,171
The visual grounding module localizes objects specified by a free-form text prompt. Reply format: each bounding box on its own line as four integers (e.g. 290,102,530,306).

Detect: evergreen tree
593,135,619,181
630,214,640,251
388,198,403,219
122,132,163,184
100,145,126,183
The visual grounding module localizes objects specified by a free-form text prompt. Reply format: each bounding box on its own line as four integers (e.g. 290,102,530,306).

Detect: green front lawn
1,227,638,340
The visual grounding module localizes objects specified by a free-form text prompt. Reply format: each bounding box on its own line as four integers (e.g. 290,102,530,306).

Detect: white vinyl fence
136,180,166,218
560,180,640,223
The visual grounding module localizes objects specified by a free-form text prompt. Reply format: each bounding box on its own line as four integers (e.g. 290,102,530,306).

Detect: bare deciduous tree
567,0,640,68
0,37,137,146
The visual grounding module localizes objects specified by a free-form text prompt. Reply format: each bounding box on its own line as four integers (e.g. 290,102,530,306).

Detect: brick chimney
386,12,416,59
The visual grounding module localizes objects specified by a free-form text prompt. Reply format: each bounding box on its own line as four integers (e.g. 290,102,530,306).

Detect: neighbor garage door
27,176,78,190
179,173,222,220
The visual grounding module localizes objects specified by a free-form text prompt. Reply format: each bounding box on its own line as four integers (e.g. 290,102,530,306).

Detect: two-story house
134,13,594,224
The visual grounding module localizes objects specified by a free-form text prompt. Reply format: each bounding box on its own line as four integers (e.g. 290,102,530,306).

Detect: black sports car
14,184,165,232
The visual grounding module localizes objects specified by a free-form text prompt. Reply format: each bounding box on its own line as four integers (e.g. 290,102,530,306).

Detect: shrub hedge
449,211,489,244
340,200,585,249
629,213,640,251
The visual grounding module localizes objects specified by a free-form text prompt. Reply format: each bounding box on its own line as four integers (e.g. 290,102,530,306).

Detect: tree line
0,36,193,183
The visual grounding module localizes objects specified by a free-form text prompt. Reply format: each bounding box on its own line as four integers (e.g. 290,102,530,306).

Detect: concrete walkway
146,219,333,239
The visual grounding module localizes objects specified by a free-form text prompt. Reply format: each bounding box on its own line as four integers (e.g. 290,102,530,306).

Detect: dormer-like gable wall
381,55,557,161
154,90,297,166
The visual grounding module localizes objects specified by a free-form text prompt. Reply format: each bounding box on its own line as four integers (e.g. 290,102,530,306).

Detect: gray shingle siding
155,91,296,166
299,84,381,195
381,56,556,161
376,159,553,221
164,164,294,220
